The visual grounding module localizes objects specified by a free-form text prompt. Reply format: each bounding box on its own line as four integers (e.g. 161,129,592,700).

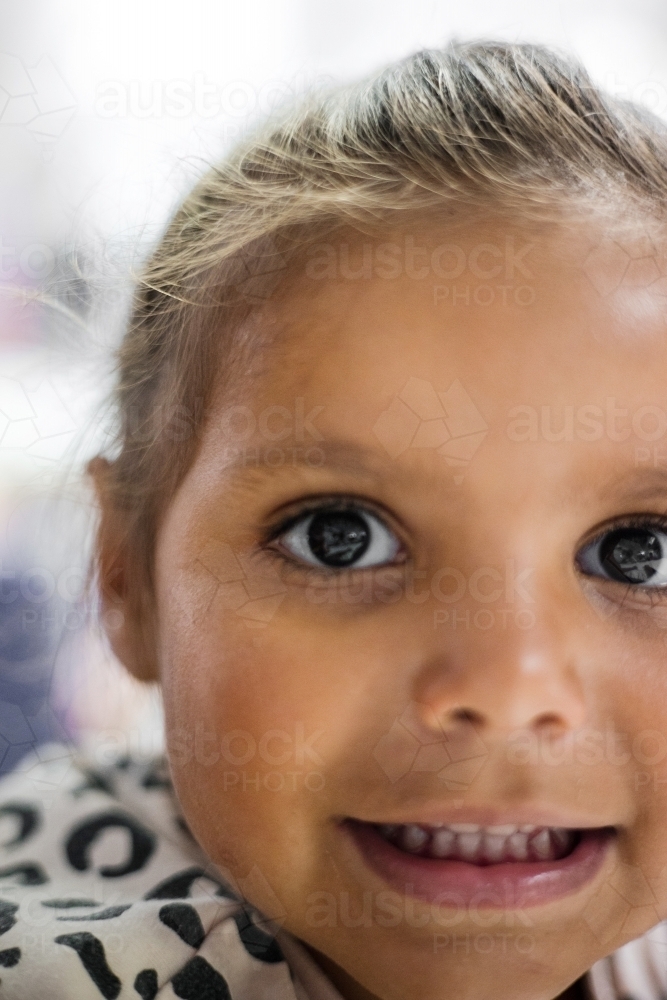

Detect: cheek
159,572,356,751
156,565,387,894
158,614,322,905
627,667,667,845
592,630,667,903
599,623,667,747
156,548,409,771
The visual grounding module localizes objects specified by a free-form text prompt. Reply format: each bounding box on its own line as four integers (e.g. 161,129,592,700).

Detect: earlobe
86,455,160,684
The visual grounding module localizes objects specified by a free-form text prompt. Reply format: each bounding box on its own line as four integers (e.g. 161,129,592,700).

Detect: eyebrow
597,466,667,506
219,438,413,486
218,437,667,507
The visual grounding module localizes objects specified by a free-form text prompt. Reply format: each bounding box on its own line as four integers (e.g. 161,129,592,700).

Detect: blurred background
1,0,667,771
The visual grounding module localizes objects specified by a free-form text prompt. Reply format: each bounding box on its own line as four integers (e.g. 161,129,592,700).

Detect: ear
87,456,159,683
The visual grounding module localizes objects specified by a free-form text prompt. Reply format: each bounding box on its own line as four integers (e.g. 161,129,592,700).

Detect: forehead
195,214,667,516
261,216,667,412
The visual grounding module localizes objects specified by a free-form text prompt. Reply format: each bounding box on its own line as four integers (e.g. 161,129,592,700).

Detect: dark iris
599,527,662,583
307,510,371,567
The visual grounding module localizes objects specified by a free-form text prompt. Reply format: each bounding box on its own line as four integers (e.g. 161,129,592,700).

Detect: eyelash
576,512,667,594
261,503,667,595
261,496,405,573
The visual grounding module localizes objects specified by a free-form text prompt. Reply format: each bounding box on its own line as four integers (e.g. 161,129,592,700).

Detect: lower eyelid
261,547,409,592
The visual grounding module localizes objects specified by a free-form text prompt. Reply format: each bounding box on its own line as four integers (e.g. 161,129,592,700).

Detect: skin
94,215,667,1000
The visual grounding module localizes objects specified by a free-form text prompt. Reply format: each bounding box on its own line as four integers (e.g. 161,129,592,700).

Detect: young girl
2,39,667,1000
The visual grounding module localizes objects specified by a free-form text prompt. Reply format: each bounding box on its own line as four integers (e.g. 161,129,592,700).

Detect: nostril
533,711,568,735
536,711,563,725
450,707,485,727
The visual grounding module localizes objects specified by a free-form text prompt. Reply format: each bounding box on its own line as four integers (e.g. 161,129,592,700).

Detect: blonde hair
96,40,667,663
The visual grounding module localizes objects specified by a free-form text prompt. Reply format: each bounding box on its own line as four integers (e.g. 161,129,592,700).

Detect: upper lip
344,805,617,830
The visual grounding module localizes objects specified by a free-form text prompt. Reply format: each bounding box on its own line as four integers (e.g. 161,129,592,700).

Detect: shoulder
0,743,301,999
587,923,667,1000
0,741,205,881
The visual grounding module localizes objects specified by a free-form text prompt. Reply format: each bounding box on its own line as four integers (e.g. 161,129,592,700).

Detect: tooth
401,825,429,852
431,828,455,857
448,824,481,833
530,829,552,860
486,824,518,836
519,825,537,834
507,832,529,860
457,831,483,860
482,833,507,862
379,824,399,840
551,828,573,855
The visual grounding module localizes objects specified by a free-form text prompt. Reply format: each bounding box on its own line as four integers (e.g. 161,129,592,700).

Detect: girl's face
135,218,667,1000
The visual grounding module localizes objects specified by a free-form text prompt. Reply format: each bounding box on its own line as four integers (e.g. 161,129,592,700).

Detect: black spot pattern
144,866,238,901
171,956,231,999
72,769,115,798
175,815,196,841
0,862,47,885
42,898,101,908
0,946,20,967
0,803,39,847
159,903,205,948
0,901,18,935
57,904,132,921
54,932,121,1000
133,967,158,999
141,760,172,791
65,811,155,877
233,907,284,963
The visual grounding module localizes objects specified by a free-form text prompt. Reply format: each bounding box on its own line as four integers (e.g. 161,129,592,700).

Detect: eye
577,523,667,587
277,506,401,569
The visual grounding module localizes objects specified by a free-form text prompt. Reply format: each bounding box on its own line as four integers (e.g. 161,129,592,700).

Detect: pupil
308,511,370,567
600,528,662,583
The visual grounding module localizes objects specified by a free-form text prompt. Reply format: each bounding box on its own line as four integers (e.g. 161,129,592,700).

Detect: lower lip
344,821,615,908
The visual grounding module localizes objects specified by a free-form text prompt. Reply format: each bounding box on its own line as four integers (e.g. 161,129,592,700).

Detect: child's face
145,216,667,1000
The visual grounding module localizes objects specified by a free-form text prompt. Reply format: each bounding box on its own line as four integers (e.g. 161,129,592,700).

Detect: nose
413,593,588,740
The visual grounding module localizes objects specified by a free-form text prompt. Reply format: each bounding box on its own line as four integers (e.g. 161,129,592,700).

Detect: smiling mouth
343,818,617,906
373,821,578,864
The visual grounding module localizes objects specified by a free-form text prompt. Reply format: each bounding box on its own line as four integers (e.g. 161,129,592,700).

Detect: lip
351,804,616,830
343,820,616,908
